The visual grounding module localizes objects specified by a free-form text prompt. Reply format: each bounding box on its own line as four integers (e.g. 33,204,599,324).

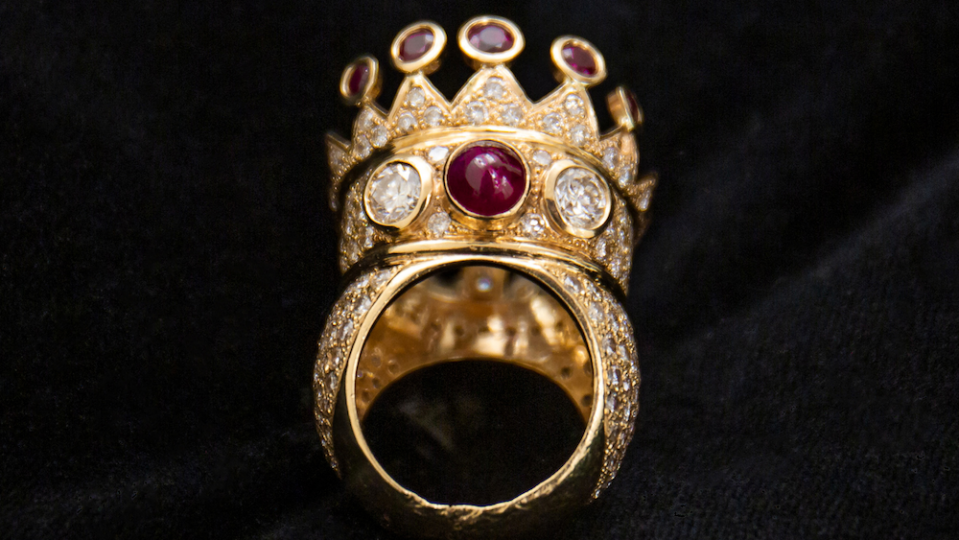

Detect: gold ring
316,15,656,538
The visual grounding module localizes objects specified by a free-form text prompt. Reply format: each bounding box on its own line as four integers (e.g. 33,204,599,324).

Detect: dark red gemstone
447,144,526,217
467,23,514,53
561,43,597,76
347,63,369,96
625,89,642,121
399,29,435,62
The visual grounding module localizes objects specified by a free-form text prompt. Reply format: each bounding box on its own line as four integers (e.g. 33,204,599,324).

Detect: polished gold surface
355,266,593,421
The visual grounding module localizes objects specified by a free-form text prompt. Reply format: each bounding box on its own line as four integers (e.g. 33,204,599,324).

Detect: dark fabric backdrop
2,0,958,538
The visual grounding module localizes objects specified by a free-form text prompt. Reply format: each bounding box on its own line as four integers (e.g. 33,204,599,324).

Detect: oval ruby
467,23,514,53
347,63,369,96
447,144,526,217
561,43,597,76
399,28,435,62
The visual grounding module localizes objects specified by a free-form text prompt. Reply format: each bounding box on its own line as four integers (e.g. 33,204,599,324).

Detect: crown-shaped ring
326,15,655,293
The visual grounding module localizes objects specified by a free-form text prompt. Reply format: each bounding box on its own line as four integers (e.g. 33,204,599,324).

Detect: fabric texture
2,0,958,538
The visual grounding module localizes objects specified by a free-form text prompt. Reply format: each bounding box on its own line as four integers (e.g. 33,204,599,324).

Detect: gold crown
326,16,656,292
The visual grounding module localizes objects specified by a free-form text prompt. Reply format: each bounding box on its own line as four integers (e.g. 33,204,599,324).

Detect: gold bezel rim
542,160,612,239
339,55,381,107
363,155,434,230
457,15,525,67
606,85,642,132
550,36,607,87
442,139,531,230
391,21,447,74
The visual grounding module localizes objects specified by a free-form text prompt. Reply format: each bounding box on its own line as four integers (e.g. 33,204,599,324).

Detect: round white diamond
467,101,488,125
484,78,506,101
570,124,589,146
542,113,563,135
371,125,389,148
519,213,545,237
603,146,619,170
501,104,522,126
427,212,451,236
639,189,652,211
367,162,422,225
362,225,375,248
595,236,608,258
616,167,633,188
532,150,552,167
423,105,444,127
589,302,604,325
357,109,375,131
427,146,449,164
397,113,417,133
564,94,585,116
355,296,372,315
406,87,426,108
354,135,371,159
554,167,609,230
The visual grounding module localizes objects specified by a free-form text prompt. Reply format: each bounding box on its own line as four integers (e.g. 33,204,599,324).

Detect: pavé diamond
542,113,562,135
555,167,609,230
397,113,417,133
467,101,488,125
427,146,449,164
354,135,371,159
427,211,451,236
423,105,444,127
501,104,522,126
367,162,421,225
406,87,425,108
519,213,545,237
532,150,552,167
570,124,589,146
564,94,584,116
371,125,389,148
484,78,506,101
603,147,619,170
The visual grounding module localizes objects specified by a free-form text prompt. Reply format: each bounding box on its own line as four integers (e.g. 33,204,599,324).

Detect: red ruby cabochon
447,144,526,217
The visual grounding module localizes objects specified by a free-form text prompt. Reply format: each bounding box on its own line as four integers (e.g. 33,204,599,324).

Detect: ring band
315,15,654,538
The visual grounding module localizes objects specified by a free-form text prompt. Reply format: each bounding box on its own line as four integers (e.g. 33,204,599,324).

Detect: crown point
607,86,643,131
550,37,606,87
458,16,524,68
392,21,446,74
340,56,381,106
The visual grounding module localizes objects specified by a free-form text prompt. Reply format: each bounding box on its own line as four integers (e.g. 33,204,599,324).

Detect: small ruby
347,63,369,96
399,29,435,62
625,89,641,121
561,43,597,76
467,23,514,53
447,144,526,217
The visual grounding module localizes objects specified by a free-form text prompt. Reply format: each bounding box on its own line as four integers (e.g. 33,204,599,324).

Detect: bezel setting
363,155,434,230
391,21,447,74
542,160,612,238
443,139,530,230
458,16,525,67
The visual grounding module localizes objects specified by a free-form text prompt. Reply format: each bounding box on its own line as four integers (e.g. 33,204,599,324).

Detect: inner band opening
357,264,594,505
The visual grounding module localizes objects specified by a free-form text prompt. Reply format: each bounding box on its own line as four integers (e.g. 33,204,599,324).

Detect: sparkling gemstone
519,213,545,237
354,136,371,159
562,43,598,76
570,124,589,146
406,87,426,108
427,146,449,163
427,211,451,236
357,109,375,131
447,144,526,217
542,113,563,135
399,28,435,62
532,150,552,167
589,302,604,325
397,113,417,133
484,77,506,101
564,275,582,295
595,236,608,258
347,63,369,96
639,189,652,211
555,167,609,229
371,125,389,148
602,146,619,170
362,225,375,248
367,162,421,224
466,101,488,125
355,296,372,314
423,105,444,127
501,104,522,126
564,94,585,116
372,269,392,288
616,168,633,188
337,319,354,341
467,23,514,53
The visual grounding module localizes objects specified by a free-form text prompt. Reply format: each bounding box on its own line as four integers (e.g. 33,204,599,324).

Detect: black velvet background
3,0,959,538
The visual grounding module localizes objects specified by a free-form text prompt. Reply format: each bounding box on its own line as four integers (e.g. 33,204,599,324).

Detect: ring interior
355,265,595,424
